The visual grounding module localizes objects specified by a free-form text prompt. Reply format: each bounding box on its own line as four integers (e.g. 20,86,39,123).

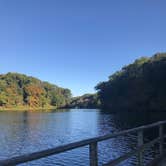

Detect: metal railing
0,121,166,166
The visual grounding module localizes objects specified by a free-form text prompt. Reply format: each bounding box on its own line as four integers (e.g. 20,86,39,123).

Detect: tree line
67,93,100,108
1,53,166,111
95,53,166,111
0,72,71,109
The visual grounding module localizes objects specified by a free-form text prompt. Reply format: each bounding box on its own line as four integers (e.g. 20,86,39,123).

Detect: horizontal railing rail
103,136,166,166
0,120,166,166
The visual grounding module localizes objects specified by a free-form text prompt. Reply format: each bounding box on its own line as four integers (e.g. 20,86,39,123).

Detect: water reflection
0,109,166,165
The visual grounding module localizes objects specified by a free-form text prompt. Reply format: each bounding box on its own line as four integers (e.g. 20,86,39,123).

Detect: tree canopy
1,53,166,111
0,72,72,109
95,53,166,111
67,93,100,108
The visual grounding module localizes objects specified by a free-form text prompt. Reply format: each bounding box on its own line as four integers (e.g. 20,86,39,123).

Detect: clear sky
0,0,166,96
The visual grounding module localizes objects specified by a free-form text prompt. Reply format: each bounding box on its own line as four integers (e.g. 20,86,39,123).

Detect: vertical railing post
159,123,164,155
89,142,98,166
137,130,143,166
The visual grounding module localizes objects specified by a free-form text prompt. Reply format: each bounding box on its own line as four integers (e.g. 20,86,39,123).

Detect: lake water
0,109,166,166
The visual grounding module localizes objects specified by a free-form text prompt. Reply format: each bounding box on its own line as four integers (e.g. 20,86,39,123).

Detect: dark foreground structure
0,121,166,166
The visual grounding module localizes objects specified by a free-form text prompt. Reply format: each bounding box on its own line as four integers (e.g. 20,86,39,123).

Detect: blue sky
0,0,166,96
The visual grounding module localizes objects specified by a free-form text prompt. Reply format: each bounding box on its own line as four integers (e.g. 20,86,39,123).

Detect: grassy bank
0,106,58,111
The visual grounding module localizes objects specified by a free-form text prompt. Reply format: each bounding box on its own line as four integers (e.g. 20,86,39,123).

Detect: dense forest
67,94,100,108
96,53,166,112
0,73,71,109
1,53,166,111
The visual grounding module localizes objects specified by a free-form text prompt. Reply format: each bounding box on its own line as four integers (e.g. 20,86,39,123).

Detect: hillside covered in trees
96,53,166,112
1,53,166,111
0,73,71,109
67,94,100,108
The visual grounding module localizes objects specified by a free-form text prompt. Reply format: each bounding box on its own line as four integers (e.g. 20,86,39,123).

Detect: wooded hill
0,73,71,109
96,53,166,112
67,94,100,108
1,53,166,111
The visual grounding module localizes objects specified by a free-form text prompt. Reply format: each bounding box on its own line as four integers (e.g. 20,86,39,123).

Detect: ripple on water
0,109,166,165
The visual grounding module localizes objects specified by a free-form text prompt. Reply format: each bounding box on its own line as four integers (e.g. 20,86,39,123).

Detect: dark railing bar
89,142,98,166
159,124,164,155
137,130,144,166
103,136,161,166
0,140,92,166
0,120,165,166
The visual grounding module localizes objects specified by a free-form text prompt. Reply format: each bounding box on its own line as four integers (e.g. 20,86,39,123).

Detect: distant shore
0,106,58,111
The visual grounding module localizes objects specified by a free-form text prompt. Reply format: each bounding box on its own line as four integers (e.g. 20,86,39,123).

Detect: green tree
96,53,166,112
0,73,72,109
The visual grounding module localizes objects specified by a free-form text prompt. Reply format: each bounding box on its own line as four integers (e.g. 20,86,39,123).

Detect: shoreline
0,107,99,111
0,106,58,111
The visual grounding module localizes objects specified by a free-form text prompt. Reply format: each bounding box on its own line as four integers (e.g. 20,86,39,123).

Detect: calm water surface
0,109,166,166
